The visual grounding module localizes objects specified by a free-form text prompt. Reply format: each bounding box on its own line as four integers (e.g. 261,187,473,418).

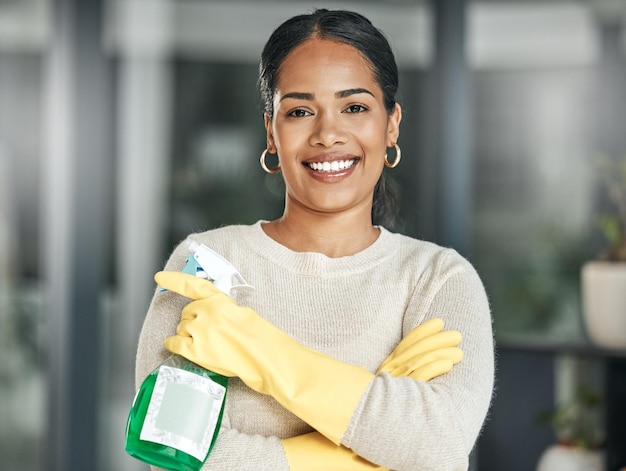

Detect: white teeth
308,159,356,172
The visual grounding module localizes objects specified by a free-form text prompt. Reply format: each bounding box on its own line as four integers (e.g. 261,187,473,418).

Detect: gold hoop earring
260,149,281,174
384,143,401,168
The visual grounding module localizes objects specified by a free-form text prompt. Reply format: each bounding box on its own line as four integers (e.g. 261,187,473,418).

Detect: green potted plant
595,155,626,261
581,155,626,349
536,388,605,471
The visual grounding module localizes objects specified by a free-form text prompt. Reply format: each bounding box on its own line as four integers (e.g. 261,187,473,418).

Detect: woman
136,9,494,470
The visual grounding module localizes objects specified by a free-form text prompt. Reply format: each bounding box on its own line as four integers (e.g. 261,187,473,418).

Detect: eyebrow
280,88,375,102
336,88,375,99
281,92,314,101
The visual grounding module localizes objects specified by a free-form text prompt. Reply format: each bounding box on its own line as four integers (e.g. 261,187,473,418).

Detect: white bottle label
140,365,226,461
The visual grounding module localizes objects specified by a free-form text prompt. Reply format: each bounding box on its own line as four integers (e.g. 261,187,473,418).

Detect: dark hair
258,9,401,229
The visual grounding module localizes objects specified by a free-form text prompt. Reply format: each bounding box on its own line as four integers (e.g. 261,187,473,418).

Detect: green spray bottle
125,240,251,471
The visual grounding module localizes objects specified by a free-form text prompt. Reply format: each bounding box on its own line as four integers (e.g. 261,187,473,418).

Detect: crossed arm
155,272,469,471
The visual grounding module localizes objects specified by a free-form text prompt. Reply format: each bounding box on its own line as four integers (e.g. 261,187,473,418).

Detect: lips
305,158,357,173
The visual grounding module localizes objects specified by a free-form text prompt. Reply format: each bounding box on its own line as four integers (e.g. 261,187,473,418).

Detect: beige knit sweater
135,221,494,471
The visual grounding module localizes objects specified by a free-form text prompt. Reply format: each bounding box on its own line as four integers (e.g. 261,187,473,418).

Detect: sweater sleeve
198,429,289,471
135,240,291,471
147,429,290,471
342,251,494,471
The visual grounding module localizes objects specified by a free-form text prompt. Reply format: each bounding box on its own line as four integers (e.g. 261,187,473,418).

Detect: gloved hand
282,432,386,471
157,271,463,449
281,318,463,471
378,318,463,378
158,271,373,445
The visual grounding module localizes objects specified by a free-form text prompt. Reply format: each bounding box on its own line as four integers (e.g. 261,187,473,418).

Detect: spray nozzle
185,239,252,296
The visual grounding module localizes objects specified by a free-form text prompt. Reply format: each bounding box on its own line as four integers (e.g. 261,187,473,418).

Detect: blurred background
1,0,626,470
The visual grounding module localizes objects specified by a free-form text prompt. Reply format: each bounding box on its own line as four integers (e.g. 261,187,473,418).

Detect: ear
386,103,402,146
264,113,277,153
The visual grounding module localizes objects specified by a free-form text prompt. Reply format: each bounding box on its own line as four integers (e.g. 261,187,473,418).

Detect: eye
287,108,312,118
344,104,368,114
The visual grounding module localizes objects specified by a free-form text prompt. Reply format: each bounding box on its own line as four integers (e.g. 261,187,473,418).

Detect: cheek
271,124,299,152
358,117,390,146
273,138,296,163
364,134,389,159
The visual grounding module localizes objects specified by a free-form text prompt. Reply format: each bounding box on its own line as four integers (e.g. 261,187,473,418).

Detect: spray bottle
125,240,251,471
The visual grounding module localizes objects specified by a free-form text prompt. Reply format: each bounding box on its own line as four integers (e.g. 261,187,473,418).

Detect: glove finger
406,359,454,382
385,347,463,377
164,334,190,356
397,319,444,352
385,352,435,376
377,319,444,371
180,308,197,322
155,271,223,300
181,296,222,322
382,332,461,372
380,330,462,373
434,346,463,365
165,335,237,378
175,318,194,337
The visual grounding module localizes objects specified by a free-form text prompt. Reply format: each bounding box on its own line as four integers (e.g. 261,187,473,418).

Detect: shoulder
193,222,259,240
163,222,264,270
380,230,488,309
383,229,475,276
187,221,264,247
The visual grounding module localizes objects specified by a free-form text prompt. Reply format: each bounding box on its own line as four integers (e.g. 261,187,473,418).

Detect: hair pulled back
259,9,400,229
259,9,398,117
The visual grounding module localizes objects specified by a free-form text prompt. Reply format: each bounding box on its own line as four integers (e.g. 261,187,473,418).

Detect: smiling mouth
305,159,358,173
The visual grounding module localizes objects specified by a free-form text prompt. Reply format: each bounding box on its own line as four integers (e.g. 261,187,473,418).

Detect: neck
262,209,379,258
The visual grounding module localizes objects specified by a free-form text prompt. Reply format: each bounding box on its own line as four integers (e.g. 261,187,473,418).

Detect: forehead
276,38,379,93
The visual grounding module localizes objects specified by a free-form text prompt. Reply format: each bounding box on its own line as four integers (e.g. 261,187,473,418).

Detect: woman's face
265,37,401,219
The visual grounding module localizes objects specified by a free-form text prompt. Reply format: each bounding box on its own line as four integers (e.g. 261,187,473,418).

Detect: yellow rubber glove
283,432,386,471
378,318,463,378
282,318,463,471
158,271,373,445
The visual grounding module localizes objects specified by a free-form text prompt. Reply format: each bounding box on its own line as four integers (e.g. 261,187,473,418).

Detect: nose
309,111,348,147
